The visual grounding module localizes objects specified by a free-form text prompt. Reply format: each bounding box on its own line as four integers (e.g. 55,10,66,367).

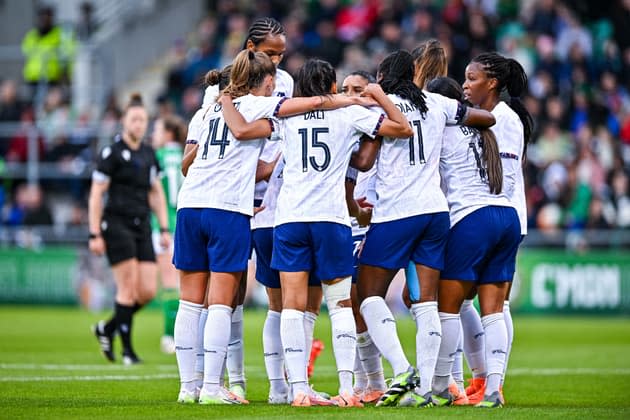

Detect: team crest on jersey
121,150,131,161
101,146,111,159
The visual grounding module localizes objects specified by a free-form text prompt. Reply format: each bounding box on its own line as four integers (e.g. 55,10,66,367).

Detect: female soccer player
151,115,186,354
272,59,412,407
410,38,469,405
173,50,377,405
90,93,170,365
424,76,516,408
225,18,295,400
341,70,387,404
432,53,534,408
354,50,495,407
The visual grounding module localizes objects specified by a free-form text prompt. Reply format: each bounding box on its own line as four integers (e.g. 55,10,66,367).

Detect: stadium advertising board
513,250,630,314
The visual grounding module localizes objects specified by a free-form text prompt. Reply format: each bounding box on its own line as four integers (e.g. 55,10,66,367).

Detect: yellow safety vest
22,26,75,83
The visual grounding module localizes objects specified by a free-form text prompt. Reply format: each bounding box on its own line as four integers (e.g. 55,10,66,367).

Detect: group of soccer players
91,16,533,409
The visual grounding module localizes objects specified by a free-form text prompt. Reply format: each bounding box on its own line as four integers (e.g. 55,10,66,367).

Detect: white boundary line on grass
0,373,178,382
1,365,630,382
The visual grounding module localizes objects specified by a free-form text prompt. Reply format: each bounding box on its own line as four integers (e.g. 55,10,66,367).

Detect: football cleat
359,387,385,404
92,321,115,362
398,389,434,407
122,350,142,366
375,366,418,407
198,387,243,405
332,392,364,407
474,391,504,408
465,377,486,395
449,382,469,405
177,388,199,404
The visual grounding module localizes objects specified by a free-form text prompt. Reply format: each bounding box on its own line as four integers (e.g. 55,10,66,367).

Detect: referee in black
89,93,171,365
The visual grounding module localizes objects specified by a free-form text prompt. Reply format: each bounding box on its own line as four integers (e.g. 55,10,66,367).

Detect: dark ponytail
471,52,534,160
295,58,336,97
427,76,503,195
378,50,428,117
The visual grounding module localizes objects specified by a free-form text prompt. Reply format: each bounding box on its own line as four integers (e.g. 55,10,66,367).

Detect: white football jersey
177,94,283,215
252,155,285,229
440,124,512,227
254,69,294,202
346,163,377,236
186,108,205,142
275,105,385,226
371,92,459,223
491,101,527,235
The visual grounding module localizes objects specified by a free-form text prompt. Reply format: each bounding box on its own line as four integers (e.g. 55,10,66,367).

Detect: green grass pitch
1,305,629,419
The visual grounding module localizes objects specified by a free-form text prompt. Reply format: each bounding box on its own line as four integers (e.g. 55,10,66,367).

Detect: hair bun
204,69,222,86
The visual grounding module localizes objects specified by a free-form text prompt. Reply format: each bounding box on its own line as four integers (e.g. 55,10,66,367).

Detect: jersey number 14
202,118,230,160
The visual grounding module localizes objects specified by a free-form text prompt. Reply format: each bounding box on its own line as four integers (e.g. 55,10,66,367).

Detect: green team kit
152,143,184,235
151,143,183,344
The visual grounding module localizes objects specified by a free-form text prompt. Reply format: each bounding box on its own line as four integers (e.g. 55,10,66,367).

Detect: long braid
427,76,503,195
378,50,428,117
243,17,285,48
472,52,534,160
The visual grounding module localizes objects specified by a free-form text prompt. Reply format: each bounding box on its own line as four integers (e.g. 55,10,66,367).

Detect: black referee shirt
95,135,160,219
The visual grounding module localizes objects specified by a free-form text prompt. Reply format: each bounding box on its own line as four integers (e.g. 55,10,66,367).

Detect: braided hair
471,52,534,156
378,50,428,117
243,17,285,48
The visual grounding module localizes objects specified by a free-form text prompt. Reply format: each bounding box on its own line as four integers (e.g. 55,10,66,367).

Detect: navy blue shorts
272,222,353,282
351,234,365,284
441,206,521,284
253,227,320,288
173,208,251,273
360,212,450,271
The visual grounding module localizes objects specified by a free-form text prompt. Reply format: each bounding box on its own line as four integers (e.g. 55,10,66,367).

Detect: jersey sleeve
186,108,205,143
93,145,116,182
243,96,285,121
348,105,386,139
438,94,467,125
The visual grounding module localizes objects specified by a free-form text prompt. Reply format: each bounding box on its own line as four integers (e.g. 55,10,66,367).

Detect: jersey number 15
299,127,330,172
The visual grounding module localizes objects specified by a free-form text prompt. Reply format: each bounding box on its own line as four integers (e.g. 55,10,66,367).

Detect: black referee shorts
101,213,155,265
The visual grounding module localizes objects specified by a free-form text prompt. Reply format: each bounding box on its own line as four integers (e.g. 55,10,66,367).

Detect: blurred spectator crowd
1,0,630,238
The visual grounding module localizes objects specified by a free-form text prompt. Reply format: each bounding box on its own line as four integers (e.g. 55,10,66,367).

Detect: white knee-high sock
360,296,410,376
451,325,465,393
329,307,356,395
175,300,203,393
410,301,442,396
227,305,245,387
194,307,208,388
263,310,287,395
460,299,486,378
281,309,309,396
433,312,460,393
303,311,317,366
356,331,386,390
354,347,367,390
502,300,513,386
202,304,233,393
482,313,507,395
